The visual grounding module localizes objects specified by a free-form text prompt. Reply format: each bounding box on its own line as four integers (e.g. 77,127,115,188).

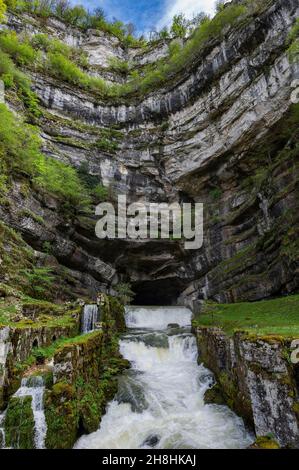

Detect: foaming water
75,306,253,449
14,376,47,449
125,306,191,330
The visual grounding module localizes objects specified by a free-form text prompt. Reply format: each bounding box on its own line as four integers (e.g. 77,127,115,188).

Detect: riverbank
193,295,299,448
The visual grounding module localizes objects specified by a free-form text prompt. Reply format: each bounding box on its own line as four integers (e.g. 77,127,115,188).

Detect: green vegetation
5,0,145,47
288,18,299,62
0,296,79,330
0,48,41,120
114,283,135,305
31,33,88,68
20,267,54,299
93,137,119,153
252,435,280,450
4,396,35,449
210,187,222,200
44,296,128,449
0,0,6,22
0,31,36,66
194,295,299,337
77,162,109,202
1,1,261,101
31,331,99,364
0,103,92,211
108,57,131,76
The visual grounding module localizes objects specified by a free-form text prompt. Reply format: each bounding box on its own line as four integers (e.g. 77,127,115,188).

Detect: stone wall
196,326,299,447
44,295,129,449
0,320,79,409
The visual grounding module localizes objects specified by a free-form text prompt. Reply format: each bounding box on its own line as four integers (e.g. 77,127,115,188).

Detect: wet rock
197,327,299,448
142,434,160,448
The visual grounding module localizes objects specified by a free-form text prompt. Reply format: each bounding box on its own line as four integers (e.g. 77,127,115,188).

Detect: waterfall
14,376,47,449
125,306,191,329
0,411,5,448
81,304,99,334
75,306,254,449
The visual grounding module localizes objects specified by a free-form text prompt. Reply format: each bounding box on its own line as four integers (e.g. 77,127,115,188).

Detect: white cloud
156,0,216,30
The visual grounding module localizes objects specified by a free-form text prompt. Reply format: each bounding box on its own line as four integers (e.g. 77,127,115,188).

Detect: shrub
0,104,91,210
0,31,36,66
92,185,109,202
94,137,118,153
108,57,131,75
31,33,88,68
114,283,135,305
4,1,250,100
47,52,86,85
0,0,6,22
0,49,41,119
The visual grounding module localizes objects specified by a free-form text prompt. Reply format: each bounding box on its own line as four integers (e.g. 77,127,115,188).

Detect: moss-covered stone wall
196,326,299,448
44,295,129,449
4,396,35,449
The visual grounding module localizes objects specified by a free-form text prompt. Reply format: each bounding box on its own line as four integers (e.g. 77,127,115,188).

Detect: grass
31,331,102,362
0,304,78,329
194,295,299,337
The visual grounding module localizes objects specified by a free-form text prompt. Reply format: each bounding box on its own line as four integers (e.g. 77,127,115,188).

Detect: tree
94,7,105,20
54,0,70,18
170,13,188,38
159,27,170,40
126,22,136,37
0,0,6,22
215,0,227,13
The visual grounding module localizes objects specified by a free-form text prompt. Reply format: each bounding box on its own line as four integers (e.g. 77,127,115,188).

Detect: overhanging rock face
3,0,299,305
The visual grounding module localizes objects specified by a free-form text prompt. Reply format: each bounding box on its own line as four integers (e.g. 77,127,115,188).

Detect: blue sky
71,0,216,34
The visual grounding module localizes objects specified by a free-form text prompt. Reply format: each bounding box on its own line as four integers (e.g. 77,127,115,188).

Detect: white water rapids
75,306,253,449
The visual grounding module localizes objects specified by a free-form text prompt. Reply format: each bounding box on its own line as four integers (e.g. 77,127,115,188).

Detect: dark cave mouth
131,278,187,306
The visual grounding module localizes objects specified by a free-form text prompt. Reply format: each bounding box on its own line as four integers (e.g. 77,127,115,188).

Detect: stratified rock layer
2,0,299,305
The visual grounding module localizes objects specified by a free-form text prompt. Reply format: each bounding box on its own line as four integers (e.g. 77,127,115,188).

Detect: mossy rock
44,384,78,449
102,296,126,333
0,386,4,410
4,396,35,449
251,435,280,449
204,384,226,405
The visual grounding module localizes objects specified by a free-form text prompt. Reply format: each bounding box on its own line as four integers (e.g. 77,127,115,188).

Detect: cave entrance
131,279,185,306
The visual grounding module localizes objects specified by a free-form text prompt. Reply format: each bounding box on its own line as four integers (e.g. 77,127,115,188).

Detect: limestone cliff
0,0,297,308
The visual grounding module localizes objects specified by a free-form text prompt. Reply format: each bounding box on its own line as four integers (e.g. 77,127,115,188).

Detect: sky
71,0,216,34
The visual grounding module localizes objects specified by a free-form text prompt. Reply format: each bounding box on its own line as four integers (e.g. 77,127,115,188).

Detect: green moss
44,298,128,448
292,402,299,415
44,384,78,449
252,435,280,449
18,209,45,225
4,396,35,449
204,384,225,405
93,138,119,153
